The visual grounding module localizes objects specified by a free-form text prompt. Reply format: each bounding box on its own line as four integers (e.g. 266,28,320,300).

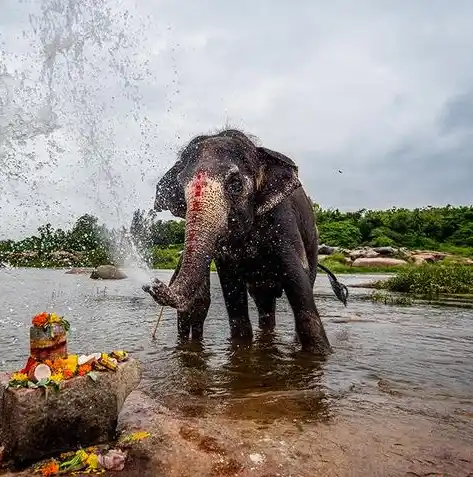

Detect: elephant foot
143,278,183,310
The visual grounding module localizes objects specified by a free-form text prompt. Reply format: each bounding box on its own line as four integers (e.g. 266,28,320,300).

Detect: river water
1,268,472,425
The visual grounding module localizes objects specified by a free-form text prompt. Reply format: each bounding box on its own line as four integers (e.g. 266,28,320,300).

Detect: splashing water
117,232,154,285
1,0,165,236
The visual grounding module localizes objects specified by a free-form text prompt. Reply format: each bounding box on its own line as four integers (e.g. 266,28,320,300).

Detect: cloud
1,0,473,239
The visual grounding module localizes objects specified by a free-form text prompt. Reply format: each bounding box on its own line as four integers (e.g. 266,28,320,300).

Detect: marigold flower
32,312,49,327
78,364,92,376
50,372,64,383
10,372,28,383
38,460,59,476
63,369,74,379
85,452,100,469
48,313,62,324
50,358,66,373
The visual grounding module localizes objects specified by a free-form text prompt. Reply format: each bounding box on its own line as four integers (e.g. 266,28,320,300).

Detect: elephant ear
154,159,187,219
254,147,301,215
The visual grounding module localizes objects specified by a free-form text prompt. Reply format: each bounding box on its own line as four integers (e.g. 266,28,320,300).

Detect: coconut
78,354,97,366
32,363,52,382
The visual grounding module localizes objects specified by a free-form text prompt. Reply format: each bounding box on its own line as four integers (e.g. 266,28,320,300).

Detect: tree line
1,204,472,268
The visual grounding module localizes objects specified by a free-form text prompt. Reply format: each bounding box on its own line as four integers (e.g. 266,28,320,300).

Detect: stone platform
0,358,141,466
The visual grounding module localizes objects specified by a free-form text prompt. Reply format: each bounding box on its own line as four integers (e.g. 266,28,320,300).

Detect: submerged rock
90,264,127,280
0,359,141,465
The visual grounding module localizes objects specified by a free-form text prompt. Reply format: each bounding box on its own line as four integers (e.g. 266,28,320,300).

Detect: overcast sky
1,0,473,240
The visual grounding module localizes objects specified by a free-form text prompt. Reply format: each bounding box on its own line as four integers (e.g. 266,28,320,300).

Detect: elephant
143,129,348,355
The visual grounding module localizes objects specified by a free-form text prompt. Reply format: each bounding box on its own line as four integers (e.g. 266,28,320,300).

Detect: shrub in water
378,263,473,297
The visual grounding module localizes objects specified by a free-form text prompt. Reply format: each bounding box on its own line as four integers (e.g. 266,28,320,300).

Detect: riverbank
1,268,472,476
2,390,472,477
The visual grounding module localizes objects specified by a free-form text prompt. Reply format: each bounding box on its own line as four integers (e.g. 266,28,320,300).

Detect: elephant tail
317,263,349,307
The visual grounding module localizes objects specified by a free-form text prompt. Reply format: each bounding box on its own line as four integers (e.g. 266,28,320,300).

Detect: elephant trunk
151,171,227,311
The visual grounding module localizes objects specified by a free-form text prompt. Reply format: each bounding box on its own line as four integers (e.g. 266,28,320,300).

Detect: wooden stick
152,306,165,339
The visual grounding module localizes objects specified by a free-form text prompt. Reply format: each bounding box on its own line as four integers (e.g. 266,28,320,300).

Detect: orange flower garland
32,312,49,327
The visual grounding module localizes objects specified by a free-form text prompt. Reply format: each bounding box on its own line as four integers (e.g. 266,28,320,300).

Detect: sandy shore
4,390,471,477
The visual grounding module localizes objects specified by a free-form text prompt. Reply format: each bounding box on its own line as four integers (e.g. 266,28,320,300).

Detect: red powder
186,171,208,256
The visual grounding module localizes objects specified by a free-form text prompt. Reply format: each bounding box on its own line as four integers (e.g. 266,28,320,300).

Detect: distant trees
0,214,115,267
1,204,472,268
315,204,473,254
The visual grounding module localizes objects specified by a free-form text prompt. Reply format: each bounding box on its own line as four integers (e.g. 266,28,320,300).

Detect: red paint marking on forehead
185,170,209,256
191,170,208,198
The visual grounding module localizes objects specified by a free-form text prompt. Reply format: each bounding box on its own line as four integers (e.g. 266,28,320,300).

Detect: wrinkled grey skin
143,129,348,355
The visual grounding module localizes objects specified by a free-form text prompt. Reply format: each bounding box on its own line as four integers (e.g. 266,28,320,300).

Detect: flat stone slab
0,358,141,465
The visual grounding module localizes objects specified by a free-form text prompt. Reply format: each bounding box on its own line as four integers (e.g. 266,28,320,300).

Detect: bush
151,246,181,269
376,263,473,297
318,221,362,249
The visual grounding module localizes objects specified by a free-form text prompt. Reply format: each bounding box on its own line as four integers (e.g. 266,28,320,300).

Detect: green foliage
151,246,182,269
315,204,473,255
2,203,473,270
318,221,361,249
375,263,473,297
0,214,114,268
370,291,413,306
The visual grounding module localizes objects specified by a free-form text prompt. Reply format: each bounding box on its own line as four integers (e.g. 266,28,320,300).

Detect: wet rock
0,359,141,465
318,244,335,255
373,246,397,256
352,258,408,268
90,264,127,280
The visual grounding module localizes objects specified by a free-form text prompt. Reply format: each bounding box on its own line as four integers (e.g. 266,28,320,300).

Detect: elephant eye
226,173,243,195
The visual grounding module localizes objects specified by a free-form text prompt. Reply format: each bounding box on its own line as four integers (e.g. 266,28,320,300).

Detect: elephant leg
215,259,252,340
280,251,332,355
251,288,277,331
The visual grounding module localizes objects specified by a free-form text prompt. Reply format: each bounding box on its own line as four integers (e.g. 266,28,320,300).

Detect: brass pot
30,324,68,361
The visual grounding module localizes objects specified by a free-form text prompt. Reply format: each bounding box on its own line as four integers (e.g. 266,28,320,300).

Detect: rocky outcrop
319,243,473,267
49,250,84,264
351,258,409,268
90,265,127,280
0,359,141,465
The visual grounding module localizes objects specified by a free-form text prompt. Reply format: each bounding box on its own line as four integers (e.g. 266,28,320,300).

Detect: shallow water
1,268,472,424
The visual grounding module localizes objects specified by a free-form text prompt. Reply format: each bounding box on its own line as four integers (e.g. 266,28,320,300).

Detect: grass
369,291,413,306
374,263,473,298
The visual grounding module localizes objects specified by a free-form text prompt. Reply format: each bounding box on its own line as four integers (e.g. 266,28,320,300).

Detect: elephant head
145,129,301,312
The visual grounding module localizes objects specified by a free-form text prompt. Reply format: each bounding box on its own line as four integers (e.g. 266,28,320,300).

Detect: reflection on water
1,268,473,423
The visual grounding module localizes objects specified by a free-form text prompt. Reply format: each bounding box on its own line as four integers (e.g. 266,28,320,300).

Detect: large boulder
350,248,380,260
318,244,335,255
411,251,448,265
373,246,398,256
352,258,408,268
0,359,141,465
90,265,127,280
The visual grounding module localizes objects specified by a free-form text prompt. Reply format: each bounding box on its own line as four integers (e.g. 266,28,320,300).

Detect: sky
1,0,473,240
